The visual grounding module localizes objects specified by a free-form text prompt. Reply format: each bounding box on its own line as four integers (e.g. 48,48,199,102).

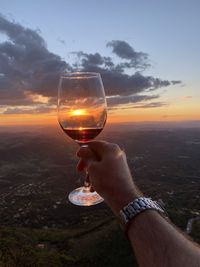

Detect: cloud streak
2,105,55,114
0,14,181,111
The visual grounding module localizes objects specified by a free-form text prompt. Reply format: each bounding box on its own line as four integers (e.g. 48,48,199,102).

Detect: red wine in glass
60,127,103,143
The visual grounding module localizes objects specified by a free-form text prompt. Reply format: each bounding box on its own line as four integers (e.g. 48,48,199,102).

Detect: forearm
77,142,200,266
128,210,200,267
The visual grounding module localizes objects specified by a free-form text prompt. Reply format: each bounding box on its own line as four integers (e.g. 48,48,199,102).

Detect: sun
70,109,88,116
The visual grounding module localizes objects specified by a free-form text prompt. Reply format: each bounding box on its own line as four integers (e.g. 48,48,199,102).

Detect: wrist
118,197,167,235
106,188,143,215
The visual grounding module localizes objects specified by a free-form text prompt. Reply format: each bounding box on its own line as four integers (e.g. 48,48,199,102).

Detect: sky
0,0,200,126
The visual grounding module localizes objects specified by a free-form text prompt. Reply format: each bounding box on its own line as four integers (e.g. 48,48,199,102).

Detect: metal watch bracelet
118,197,166,232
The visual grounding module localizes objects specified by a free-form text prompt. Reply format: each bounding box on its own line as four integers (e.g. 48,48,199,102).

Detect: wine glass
57,72,107,206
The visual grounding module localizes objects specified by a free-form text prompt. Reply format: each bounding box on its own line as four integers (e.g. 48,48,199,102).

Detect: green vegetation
0,221,137,267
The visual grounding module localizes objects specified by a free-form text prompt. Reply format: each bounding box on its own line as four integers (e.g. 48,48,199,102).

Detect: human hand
77,141,142,214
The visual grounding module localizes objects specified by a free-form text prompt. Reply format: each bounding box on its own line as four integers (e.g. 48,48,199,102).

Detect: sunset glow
1,101,200,127
69,109,88,117
0,113,56,126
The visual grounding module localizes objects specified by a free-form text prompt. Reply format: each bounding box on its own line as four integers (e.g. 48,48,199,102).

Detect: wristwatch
118,197,166,232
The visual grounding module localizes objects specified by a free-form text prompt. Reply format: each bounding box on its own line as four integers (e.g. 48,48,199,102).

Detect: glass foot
68,187,104,206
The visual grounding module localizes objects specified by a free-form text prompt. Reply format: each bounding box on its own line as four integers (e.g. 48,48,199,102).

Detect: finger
87,140,121,159
77,146,96,161
86,140,108,159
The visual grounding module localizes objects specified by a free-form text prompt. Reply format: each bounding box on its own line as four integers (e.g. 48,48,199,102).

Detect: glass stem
84,171,91,188
79,143,92,191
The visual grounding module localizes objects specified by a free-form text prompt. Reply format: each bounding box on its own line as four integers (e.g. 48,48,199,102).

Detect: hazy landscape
0,122,199,266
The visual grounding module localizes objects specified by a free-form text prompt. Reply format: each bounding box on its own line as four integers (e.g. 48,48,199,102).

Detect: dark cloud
0,14,181,111
77,56,175,98
74,43,181,103
107,40,149,70
171,80,181,85
107,94,158,106
0,14,69,105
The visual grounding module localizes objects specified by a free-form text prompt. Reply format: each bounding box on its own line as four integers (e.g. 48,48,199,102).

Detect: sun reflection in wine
69,109,88,117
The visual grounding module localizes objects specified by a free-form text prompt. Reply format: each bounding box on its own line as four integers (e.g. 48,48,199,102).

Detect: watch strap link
119,197,166,226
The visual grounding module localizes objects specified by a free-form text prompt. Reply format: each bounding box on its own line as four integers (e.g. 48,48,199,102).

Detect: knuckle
109,143,121,153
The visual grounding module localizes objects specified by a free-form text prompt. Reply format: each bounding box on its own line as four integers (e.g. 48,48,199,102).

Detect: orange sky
0,90,199,126
1,100,199,127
